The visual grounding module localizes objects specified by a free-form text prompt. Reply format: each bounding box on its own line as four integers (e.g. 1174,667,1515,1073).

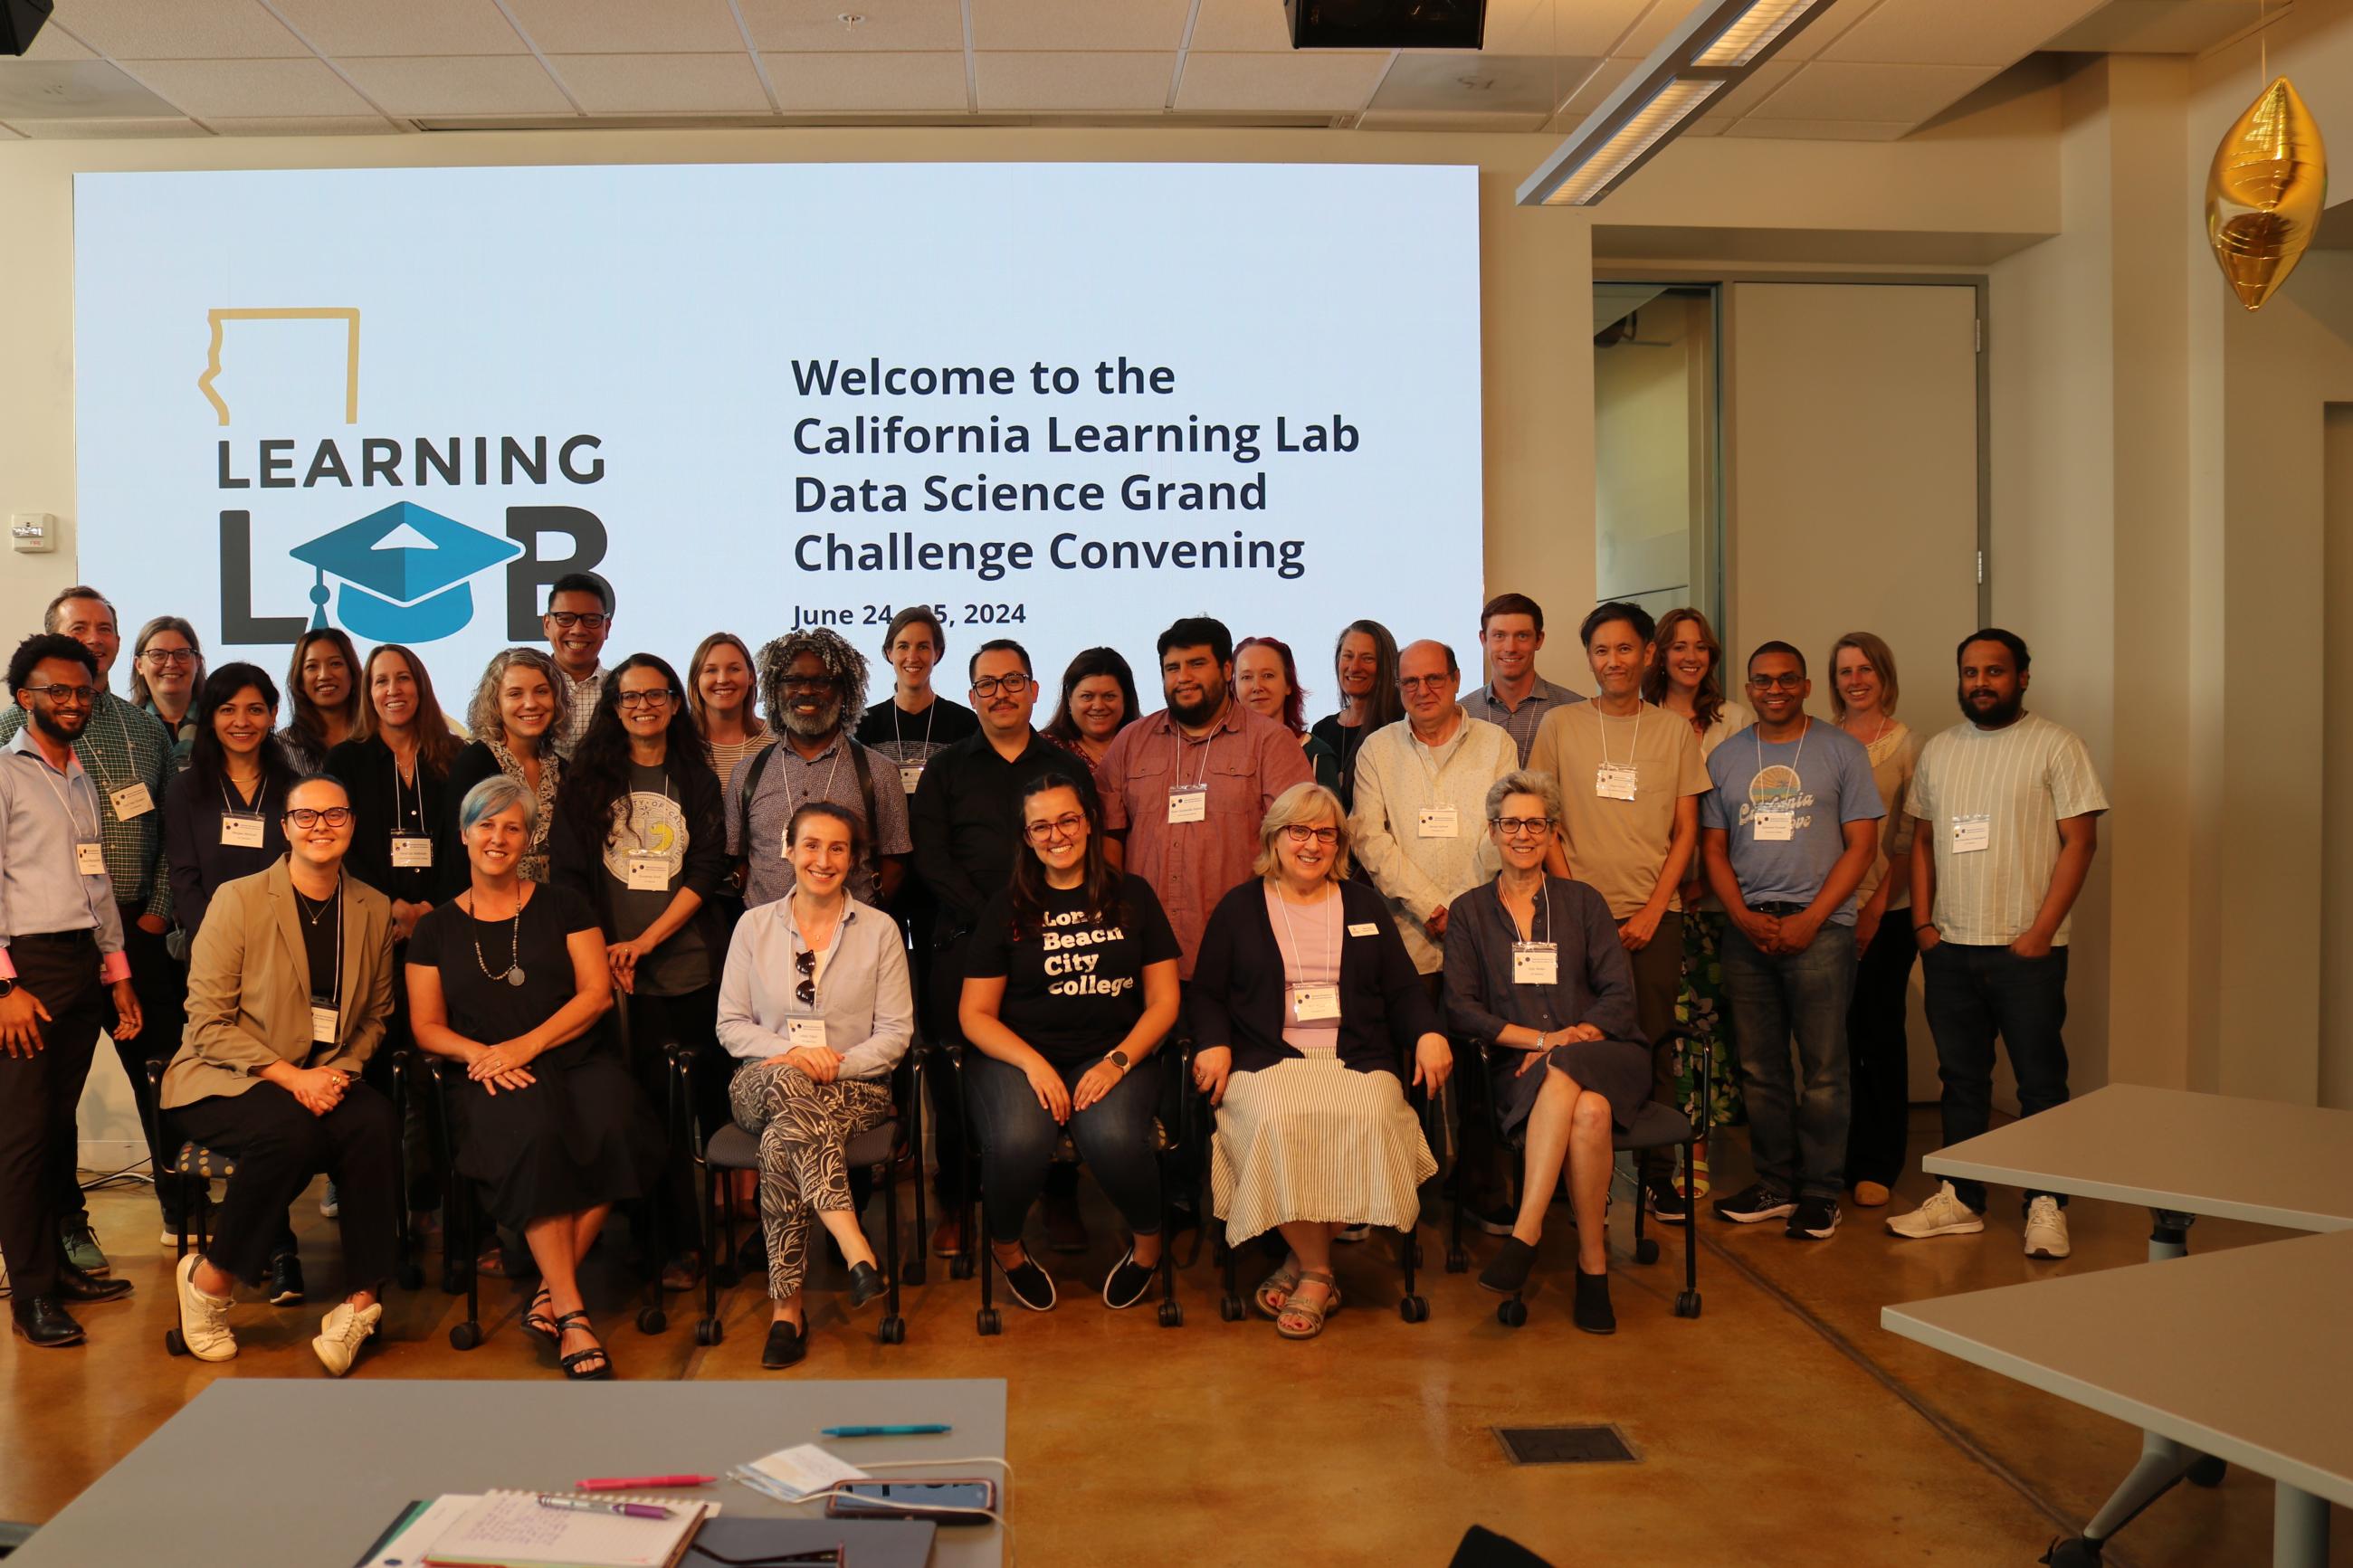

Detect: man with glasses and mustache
542,572,616,755
739,628,911,912
1888,628,2106,1261
0,587,173,1278
909,640,1100,1257
0,632,143,1345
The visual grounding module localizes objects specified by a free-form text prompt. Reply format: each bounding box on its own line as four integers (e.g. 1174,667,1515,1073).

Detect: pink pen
576,1475,717,1491
538,1494,672,1520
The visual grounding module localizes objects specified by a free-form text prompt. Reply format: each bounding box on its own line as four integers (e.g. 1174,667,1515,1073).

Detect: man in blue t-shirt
1699,641,1882,1240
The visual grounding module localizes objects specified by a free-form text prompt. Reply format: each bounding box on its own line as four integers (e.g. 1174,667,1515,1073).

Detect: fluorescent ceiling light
1518,0,1834,208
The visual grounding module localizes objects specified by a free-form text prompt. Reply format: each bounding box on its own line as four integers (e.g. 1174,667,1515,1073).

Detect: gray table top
1882,1228,2353,1507
1922,1083,2353,1231
13,1377,1006,1568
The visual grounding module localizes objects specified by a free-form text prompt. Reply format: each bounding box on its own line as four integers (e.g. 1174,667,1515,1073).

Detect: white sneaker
1334,1224,1370,1243
2023,1196,2072,1259
174,1253,238,1363
1885,1182,1986,1240
318,1180,340,1220
313,1299,382,1376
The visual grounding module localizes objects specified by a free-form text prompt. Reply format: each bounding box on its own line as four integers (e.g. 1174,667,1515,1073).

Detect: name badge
220,814,265,849
390,835,434,869
1290,983,1341,1022
1512,942,1558,985
1595,764,1638,802
75,840,107,876
109,782,155,821
624,853,670,891
899,763,924,795
1754,809,1795,842
786,1017,828,1050
1416,804,1459,838
310,1004,338,1045
1952,813,1991,853
1167,784,1207,824
1347,922,1380,937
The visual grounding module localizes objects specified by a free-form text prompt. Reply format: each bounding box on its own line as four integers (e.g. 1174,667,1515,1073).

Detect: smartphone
824,1479,996,1524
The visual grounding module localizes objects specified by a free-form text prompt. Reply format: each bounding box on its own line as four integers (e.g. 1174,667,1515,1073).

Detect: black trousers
1843,917,1919,1189
1626,912,1686,1186
0,933,108,1298
172,1080,401,1291
76,907,192,1225
626,985,718,1252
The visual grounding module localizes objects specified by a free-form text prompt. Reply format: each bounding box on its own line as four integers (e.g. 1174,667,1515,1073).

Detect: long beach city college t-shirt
1700,719,1883,924
964,872,1180,1066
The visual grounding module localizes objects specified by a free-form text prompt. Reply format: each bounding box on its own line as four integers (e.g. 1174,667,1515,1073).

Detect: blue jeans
1720,922,1856,1201
963,1050,1162,1245
1920,941,2072,1212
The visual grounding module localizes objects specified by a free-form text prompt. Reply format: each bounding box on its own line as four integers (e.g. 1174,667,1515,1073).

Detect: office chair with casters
1444,1026,1710,1326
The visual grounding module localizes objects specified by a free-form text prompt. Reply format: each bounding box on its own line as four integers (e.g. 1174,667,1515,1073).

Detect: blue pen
821,1423,951,1438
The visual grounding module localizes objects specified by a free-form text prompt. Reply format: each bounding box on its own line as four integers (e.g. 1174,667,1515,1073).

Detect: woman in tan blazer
162,774,402,1376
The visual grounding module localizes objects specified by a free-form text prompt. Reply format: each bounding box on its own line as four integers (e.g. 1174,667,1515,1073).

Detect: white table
11,1377,1007,1566
1913,1084,2353,1565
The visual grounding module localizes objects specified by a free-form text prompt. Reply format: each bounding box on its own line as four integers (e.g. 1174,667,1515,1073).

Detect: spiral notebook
414,1489,718,1568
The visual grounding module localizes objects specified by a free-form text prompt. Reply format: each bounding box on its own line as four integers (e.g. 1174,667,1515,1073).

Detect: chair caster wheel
395,1263,424,1291
1157,1300,1184,1327
879,1316,907,1345
976,1308,1001,1336
2186,1456,2226,1488
948,1255,976,1281
1497,1298,1529,1328
693,1318,719,1346
448,1321,481,1351
1635,1238,1661,1265
1398,1295,1429,1323
1444,1247,1469,1273
164,1327,186,1356
2038,1537,2103,1567
637,1307,666,1335
1673,1290,1701,1318
1218,1294,1244,1322
900,1260,927,1287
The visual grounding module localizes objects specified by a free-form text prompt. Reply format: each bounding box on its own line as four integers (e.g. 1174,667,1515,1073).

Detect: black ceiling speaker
2,0,54,56
1286,0,1485,51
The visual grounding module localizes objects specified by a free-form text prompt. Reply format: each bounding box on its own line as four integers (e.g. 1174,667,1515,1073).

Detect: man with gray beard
737,629,911,910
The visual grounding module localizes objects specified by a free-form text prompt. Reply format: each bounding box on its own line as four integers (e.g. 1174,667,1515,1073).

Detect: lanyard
1599,704,1642,767
1169,721,1217,791
891,698,937,756
1508,879,1554,946
1272,883,1340,984
793,739,847,813
1756,717,1808,782
625,765,676,851
219,772,263,817
297,876,346,1015
31,751,100,841
1410,712,1463,794
388,746,424,832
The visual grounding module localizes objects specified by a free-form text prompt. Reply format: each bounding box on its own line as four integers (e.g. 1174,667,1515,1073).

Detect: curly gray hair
1485,768,1563,826
756,628,871,736
465,646,566,744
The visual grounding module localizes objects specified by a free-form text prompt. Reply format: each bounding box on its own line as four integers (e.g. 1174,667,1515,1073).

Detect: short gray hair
466,646,564,743
1485,768,1561,826
459,774,538,837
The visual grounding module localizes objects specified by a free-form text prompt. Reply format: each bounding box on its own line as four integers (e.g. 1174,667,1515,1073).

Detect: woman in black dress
407,774,658,1380
1441,770,1646,1334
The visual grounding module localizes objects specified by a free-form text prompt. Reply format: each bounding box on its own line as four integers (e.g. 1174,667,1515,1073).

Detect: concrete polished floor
4,1108,2346,1566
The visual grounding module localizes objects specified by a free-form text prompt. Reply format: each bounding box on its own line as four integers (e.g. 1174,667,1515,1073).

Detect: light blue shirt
0,728,129,970
716,895,912,1079
1700,718,1883,923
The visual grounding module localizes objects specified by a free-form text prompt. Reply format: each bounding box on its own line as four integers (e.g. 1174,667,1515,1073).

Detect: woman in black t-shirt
959,774,1180,1313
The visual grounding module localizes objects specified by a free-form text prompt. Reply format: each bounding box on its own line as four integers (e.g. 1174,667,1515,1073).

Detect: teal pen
821,1423,951,1437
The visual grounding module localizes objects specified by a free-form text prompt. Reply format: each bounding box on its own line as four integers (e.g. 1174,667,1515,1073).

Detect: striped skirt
1211,1053,1438,1246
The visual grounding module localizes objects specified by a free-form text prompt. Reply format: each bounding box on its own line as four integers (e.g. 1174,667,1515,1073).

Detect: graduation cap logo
289,502,523,643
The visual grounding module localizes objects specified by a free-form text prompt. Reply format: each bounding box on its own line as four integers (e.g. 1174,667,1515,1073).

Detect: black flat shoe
267,1251,306,1307
59,1261,134,1303
761,1319,806,1369
11,1297,86,1347
1100,1248,1155,1310
1477,1237,1538,1296
1572,1266,1615,1335
994,1250,1057,1312
845,1261,885,1309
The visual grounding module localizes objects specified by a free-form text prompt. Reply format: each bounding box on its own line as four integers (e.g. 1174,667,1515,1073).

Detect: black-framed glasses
795,946,818,1006
778,676,838,694
971,673,1032,698
616,689,677,709
140,648,196,666
1491,816,1554,837
1282,824,1339,847
1024,813,1085,844
284,806,355,828
546,611,610,630
24,683,99,706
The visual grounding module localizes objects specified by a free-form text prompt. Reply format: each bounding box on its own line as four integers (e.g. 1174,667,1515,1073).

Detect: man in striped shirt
1889,628,2107,1260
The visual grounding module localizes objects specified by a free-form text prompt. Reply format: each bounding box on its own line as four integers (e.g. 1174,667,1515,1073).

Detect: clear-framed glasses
972,673,1033,698
1491,816,1553,838
284,806,355,829
1282,823,1339,847
616,689,677,709
1749,672,1805,689
25,684,100,707
1397,674,1453,693
140,648,196,667
546,611,610,631
1024,813,1086,844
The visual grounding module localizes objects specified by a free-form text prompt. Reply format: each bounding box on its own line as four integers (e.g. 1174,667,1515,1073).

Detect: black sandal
521,1285,557,1348
553,1310,613,1381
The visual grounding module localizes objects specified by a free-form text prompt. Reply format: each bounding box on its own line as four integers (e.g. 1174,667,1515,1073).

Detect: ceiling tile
1702,55,1799,117
1616,0,1883,62
1745,59,1991,120
1723,116,1911,138
1371,53,1588,116
548,52,771,112
205,115,405,135
1543,56,1634,128
1481,0,1653,57
764,50,969,111
501,0,747,53
1821,0,2108,65
267,0,528,57
116,58,374,118
1357,108,1548,130
742,0,966,52
972,0,1193,52
0,61,185,119
1188,0,1295,52
12,116,210,138
49,0,308,60
975,51,1175,111
20,24,97,61
2043,0,2264,54
1177,50,1387,112
337,54,576,116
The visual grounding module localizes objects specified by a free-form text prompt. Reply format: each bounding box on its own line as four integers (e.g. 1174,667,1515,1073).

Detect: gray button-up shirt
0,729,130,979
739,730,914,909
715,897,912,1079
1468,674,1584,765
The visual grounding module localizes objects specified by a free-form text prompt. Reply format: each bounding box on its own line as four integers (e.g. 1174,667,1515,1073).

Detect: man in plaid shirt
0,587,177,1267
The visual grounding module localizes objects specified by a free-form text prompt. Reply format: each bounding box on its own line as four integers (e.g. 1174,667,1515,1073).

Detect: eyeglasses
284,806,354,829
778,676,838,694
140,649,196,666
1397,674,1453,693
1282,824,1339,847
1024,813,1086,843
1491,816,1554,838
25,684,100,707
971,673,1032,698
616,689,677,709
546,611,610,631
795,946,818,1006
1748,672,1806,690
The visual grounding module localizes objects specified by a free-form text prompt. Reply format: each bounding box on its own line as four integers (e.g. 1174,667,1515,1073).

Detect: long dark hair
1006,772,1124,942
1334,619,1404,730
1041,646,1140,751
356,642,462,775
1644,607,1729,732
286,628,363,748
187,662,295,801
557,652,711,843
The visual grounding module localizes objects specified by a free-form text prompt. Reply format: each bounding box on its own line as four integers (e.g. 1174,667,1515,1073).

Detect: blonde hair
1253,781,1354,881
1827,630,1900,721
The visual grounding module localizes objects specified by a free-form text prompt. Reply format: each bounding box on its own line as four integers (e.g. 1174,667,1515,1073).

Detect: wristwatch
1103,1050,1129,1073
0,976,14,1000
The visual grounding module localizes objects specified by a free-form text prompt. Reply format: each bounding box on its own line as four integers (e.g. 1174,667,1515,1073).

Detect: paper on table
424,1489,711,1568
735,1444,871,1503
357,1495,478,1567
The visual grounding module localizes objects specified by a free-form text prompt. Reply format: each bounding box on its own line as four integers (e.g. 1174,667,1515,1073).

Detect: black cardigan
162,765,290,943
1190,876,1442,1078
548,746,729,965
324,735,450,909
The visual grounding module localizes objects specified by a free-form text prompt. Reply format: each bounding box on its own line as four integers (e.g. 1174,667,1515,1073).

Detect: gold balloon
2206,77,2328,311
